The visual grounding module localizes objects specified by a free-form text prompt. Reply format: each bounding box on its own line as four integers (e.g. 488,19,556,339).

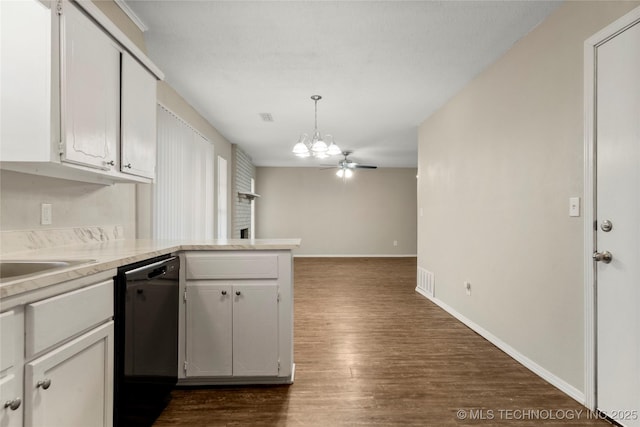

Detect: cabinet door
60,1,119,171
121,52,157,179
185,282,232,377
0,373,22,427
24,322,114,427
0,0,51,162
0,310,23,427
233,282,279,376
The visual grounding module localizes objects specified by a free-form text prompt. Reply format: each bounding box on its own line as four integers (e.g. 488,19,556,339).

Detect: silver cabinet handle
105,160,115,166
4,398,21,411
221,290,227,295
593,251,613,264
124,163,132,169
36,379,51,390
235,291,241,296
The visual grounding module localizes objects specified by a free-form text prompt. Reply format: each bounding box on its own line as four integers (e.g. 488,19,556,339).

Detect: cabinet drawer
26,280,113,358
0,310,16,372
186,253,279,279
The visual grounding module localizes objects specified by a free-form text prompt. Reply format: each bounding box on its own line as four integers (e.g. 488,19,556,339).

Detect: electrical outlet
393,240,398,247
41,203,52,225
464,281,471,296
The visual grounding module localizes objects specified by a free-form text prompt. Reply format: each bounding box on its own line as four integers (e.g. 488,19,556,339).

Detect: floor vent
416,267,435,298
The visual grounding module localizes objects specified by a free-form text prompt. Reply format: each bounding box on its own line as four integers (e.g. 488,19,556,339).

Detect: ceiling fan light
344,168,353,178
327,142,342,156
336,169,344,178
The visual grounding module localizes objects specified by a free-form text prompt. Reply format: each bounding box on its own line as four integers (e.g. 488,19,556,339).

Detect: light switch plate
41,203,52,225
569,197,580,217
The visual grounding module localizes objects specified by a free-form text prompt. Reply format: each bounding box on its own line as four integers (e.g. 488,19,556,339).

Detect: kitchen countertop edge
0,238,301,299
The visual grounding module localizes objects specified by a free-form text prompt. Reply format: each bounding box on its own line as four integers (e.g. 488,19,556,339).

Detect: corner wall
232,145,255,239
417,0,639,396
256,167,417,256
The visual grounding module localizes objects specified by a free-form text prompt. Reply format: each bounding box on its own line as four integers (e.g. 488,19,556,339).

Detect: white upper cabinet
0,0,163,185
61,1,120,171
0,0,51,162
121,53,157,179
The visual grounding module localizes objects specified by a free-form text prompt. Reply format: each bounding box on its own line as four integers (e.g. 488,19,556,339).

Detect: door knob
36,379,51,390
593,251,613,264
4,398,21,410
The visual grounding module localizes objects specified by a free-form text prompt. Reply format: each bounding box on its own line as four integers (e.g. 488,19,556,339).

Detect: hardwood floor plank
153,257,608,426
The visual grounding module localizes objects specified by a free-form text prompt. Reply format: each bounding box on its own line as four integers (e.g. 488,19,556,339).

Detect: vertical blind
154,105,214,240
217,155,228,239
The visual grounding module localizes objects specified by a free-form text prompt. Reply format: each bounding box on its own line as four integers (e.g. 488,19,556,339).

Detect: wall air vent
259,113,274,122
416,267,435,298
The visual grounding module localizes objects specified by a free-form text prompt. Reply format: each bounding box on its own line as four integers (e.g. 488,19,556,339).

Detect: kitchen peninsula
0,231,300,427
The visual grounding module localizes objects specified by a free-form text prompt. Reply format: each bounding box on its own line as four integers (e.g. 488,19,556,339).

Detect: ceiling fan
324,151,377,178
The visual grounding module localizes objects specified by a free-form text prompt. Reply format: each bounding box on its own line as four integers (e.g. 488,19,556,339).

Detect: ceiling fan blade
354,165,377,169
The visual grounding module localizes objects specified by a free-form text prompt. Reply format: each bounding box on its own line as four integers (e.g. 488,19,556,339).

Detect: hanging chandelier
292,95,342,159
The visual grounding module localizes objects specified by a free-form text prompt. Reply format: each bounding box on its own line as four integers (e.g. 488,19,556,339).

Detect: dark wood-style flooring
153,257,609,426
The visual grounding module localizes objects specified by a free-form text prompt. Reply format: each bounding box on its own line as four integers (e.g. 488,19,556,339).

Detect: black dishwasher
114,254,180,427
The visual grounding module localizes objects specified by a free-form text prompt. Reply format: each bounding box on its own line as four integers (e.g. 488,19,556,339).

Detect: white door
0,374,22,427
595,17,640,427
121,52,157,179
185,282,233,376
232,282,279,376
61,1,119,170
24,322,113,427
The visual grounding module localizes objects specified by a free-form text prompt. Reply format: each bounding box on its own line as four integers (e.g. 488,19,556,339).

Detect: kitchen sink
0,259,96,282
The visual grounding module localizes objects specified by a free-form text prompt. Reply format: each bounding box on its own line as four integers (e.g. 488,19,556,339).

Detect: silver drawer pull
221,290,227,295
235,291,241,296
4,398,21,410
36,379,51,390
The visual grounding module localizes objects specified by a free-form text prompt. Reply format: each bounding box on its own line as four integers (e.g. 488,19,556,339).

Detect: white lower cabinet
181,251,294,385
0,274,114,427
0,373,22,427
0,309,24,427
24,322,113,427
185,281,278,377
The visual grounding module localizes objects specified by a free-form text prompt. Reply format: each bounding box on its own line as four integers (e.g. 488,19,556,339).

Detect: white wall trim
582,5,640,412
113,0,148,32
293,254,417,258
416,290,586,404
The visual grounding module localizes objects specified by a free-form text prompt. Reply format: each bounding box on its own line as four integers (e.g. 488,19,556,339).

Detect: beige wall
417,1,639,394
256,167,417,256
0,170,136,237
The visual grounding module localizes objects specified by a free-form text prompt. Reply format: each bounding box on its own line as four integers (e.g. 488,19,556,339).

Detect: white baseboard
415,289,586,405
293,254,417,258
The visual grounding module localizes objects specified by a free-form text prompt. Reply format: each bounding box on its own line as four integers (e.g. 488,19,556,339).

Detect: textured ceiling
126,0,560,168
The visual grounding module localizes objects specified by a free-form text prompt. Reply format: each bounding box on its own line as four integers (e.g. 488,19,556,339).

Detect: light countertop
0,238,301,300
